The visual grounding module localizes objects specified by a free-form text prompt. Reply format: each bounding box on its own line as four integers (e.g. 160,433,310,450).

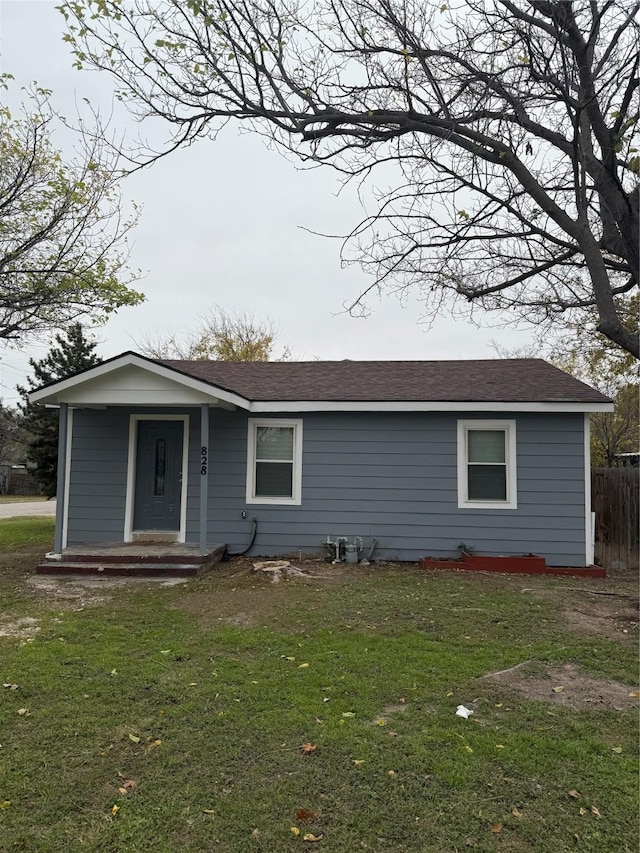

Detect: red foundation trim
419,551,606,578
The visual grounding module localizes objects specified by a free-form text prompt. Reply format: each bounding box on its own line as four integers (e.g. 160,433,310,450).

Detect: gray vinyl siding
66,408,130,542
205,410,586,566
66,407,587,565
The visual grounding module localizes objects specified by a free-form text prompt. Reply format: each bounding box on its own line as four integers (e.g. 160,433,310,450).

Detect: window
246,419,303,505
457,420,517,509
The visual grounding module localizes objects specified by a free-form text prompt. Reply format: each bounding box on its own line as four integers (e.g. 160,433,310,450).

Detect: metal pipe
365,537,378,562
225,517,258,557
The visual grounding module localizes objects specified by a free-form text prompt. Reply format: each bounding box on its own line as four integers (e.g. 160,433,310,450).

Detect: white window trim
246,418,303,506
457,419,517,510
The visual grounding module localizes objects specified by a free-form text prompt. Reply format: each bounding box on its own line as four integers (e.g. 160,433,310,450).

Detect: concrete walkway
0,500,57,519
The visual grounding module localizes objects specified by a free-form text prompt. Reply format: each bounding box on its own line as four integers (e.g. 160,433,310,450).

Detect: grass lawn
0,529,637,852
0,495,47,504
0,516,55,551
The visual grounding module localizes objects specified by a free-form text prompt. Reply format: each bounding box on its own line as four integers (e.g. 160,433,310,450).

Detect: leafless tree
62,1,639,356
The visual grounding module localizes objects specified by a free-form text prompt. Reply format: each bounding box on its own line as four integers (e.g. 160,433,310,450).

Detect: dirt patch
25,576,188,611
0,615,41,639
521,569,639,645
560,593,639,642
176,557,354,628
482,661,638,712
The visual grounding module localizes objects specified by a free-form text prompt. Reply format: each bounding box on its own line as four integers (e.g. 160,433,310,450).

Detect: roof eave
248,400,614,413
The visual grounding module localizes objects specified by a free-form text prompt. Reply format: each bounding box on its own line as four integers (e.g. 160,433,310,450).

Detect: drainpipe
54,403,68,555
199,404,209,555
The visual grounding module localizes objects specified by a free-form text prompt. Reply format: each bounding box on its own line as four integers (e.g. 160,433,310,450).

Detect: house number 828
201,445,208,476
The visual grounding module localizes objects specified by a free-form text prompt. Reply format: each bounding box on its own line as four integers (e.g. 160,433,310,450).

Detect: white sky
0,0,535,403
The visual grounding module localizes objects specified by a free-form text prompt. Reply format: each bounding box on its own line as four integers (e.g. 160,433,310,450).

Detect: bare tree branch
62,0,640,356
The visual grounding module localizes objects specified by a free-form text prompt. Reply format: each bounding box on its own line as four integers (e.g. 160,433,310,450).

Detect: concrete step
59,552,207,565
35,561,201,577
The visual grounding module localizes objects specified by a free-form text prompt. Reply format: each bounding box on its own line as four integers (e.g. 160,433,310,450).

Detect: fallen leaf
568,790,582,799
110,669,117,676
128,734,141,743
490,824,502,834
111,804,120,816
0,801,10,809
388,770,397,777
579,807,588,816
300,743,317,755
118,779,136,793
2,683,19,690
495,703,503,708
17,708,30,717
189,682,197,686
376,719,386,726
495,744,505,749
302,834,323,842
160,650,171,655
353,759,365,766
290,826,300,836
251,828,260,837
511,806,522,818
591,806,602,819
552,686,564,693
322,697,330,703
118,787,128,795
282,656,295,661
629,690,639,698
298,663,310,669
464,745,473,753
446,691,454,697
611,746,622,753
203,809,215,815
342,712,355,718
296,808,317,821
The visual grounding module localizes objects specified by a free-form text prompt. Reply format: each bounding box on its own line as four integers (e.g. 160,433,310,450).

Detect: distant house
30,353,612,567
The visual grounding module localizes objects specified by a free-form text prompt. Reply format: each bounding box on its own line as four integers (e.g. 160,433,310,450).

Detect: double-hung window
246,418,303,505
457,420,517,509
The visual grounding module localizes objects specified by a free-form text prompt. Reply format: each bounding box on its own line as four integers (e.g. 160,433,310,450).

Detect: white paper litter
455,705,474,719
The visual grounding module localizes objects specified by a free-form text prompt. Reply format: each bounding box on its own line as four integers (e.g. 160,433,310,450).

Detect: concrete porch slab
36,543,226,576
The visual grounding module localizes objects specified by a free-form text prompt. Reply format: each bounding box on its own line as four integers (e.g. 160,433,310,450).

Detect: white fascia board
29,353,250,410
249,400,614,413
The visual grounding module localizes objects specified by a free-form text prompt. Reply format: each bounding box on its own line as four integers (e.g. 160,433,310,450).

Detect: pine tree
18,324,99,497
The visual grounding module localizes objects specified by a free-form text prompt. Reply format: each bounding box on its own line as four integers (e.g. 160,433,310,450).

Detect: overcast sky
0,0,535,403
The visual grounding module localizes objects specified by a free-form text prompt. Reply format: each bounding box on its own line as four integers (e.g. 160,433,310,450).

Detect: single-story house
30,353,613,568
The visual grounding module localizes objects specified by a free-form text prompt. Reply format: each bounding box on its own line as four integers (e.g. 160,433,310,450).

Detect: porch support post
54,403,68,554
199,404,209,556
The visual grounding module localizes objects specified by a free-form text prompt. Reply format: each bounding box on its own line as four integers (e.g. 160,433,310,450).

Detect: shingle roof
157,358,610,403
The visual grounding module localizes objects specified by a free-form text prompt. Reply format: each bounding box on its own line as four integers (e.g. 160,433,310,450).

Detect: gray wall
66,407,587,566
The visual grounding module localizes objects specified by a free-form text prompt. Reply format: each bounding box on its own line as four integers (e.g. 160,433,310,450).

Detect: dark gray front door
133,420,183,531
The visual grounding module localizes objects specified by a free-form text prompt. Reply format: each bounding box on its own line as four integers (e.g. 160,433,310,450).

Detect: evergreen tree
18,324,99,497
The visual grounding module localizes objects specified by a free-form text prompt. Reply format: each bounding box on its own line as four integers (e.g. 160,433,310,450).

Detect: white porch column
54,403,68,554
199,404,209,555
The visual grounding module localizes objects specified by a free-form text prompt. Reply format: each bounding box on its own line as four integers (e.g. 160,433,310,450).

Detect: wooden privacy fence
592,467,639,571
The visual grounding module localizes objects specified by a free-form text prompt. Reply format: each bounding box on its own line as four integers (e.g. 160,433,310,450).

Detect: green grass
0,563,637,852
0,495,47,504
0,516,55,550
